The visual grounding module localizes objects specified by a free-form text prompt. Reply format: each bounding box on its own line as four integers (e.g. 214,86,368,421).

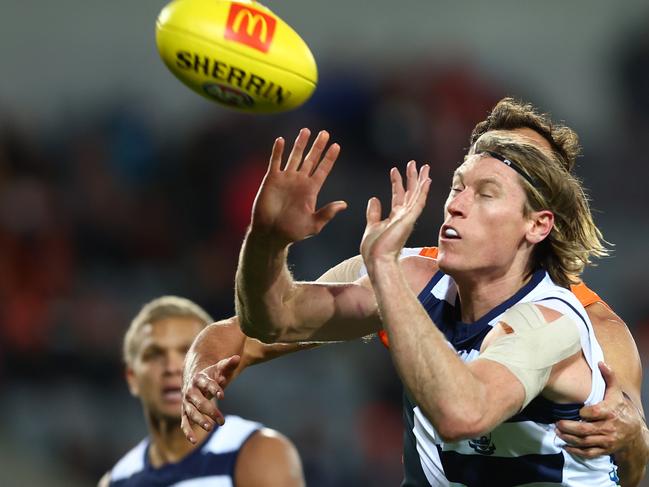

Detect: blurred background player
99,295,304,487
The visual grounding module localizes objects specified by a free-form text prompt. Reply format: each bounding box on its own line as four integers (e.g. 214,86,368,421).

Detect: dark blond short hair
123,296,213,365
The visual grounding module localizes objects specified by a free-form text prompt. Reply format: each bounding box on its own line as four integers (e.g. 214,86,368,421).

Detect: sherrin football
155,0,318,113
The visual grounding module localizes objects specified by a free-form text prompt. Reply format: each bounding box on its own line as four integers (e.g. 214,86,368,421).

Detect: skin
100,316,305,487
182,128,648,486
234,132,605,447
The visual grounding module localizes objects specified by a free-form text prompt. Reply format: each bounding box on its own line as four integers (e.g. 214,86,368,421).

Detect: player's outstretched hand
181,355,241,444
555,362,644,457
250,128,347,246
361,161,431,271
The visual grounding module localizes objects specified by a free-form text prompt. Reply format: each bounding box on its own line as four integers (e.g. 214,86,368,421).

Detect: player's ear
125,366,140,397
526,210,554,244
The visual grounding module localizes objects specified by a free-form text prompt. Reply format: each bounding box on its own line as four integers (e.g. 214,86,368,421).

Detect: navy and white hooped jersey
401,268,619,487
108,415,262,487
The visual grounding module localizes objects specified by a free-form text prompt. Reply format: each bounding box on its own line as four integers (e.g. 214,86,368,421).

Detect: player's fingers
268,137,285,173
285,128,311,171
405,160,418,195
311,143,341,186
181,411,198,444
216,355,241,375
314,201,348,232
183,399,214,432
556,432,610,448
301,130,330,174
563,446,608,459
555,419,599,437
391,167,405,208
402,166,430,220
598,362,623,400
578,402,613,421
194,375,220,400
366,197,382,226
186,392,224,425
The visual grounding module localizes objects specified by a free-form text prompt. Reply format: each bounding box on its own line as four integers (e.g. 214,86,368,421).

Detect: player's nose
446,189,471,217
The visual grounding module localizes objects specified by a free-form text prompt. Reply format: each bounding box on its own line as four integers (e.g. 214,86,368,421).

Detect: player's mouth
161,386,182,403
440,224,461,241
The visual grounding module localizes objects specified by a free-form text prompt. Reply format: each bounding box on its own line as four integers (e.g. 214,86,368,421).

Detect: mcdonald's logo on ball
156,0,318,113
225,4,277,53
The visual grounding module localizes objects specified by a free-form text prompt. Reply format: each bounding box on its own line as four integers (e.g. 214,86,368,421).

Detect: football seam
157,22,317,86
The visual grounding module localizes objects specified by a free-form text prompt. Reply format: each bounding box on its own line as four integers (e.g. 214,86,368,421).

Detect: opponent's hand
556,362,644,458
250,128,347,246
181,355,240,444
361,161,431,269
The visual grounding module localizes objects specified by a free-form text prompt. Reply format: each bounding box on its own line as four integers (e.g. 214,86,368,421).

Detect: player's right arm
235,129,381,343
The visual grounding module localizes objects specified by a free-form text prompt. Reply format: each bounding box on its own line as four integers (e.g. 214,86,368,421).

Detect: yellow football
155,0,318,113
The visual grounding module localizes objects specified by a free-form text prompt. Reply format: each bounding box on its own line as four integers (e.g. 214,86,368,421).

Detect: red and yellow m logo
225,4,277,53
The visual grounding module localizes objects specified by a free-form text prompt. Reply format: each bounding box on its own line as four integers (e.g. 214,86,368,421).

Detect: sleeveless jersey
402,268,619,486
108,415,262,487
374,247,608,348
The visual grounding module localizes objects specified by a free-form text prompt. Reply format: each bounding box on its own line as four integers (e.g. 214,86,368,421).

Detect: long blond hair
472,132,608,287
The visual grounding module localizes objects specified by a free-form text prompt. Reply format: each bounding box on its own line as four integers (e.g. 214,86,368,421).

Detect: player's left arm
234,428,305,487
556,302,648,486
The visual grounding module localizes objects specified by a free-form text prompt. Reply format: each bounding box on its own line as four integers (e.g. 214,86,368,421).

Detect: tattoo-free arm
369,257,525,441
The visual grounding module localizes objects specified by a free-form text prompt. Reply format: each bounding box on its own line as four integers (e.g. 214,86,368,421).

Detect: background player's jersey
402,268,619,487
108,415,261,486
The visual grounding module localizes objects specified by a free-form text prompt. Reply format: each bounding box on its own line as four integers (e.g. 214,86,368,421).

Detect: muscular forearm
615,415,649,487
235,229,296,342
369,259,519,441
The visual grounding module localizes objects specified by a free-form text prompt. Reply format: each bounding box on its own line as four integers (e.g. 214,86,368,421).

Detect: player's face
437,154,533,279
126,317,203,421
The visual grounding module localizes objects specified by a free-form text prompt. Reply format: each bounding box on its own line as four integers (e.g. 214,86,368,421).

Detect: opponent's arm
181,255,368,443
557,303,648,486
180,317,318,443
235,129,380,343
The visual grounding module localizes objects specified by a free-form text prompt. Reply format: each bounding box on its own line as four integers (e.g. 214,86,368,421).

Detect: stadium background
2,0,649,485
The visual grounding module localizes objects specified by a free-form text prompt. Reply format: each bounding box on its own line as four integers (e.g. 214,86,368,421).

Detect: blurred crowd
1,41,649,485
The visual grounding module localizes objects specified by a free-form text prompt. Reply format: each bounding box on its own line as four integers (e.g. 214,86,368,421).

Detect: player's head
437,132,607,288
470,97,581,173
123,296,213,422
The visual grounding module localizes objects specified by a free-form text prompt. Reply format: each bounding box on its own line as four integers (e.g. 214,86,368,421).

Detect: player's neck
147,416,208,468
454,268,530,323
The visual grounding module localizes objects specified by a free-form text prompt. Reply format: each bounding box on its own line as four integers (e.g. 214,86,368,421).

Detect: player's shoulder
241,427,295,453
108,438,148,484
97,471,111,487
236,427,304,486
